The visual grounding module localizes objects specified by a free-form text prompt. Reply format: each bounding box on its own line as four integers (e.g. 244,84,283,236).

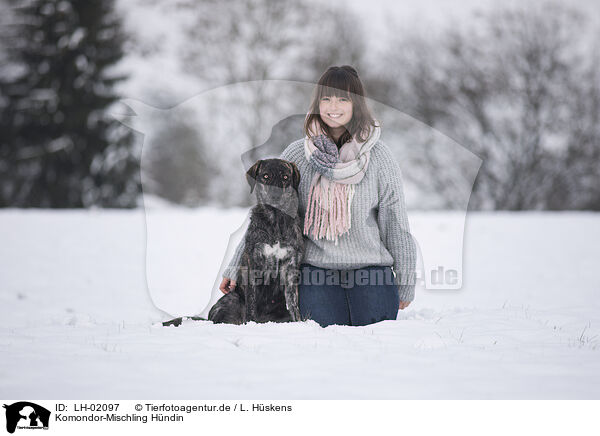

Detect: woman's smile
319,95,353,129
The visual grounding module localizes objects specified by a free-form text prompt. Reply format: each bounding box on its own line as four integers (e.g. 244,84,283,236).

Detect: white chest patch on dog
263,241,289,259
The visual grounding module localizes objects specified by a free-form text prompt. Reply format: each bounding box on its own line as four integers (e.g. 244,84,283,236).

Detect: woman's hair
304,65,378,147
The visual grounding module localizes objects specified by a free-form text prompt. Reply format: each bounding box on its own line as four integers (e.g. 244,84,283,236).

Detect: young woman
219,65,417,327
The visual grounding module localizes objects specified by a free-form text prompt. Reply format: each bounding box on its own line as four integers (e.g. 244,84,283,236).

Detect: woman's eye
263,174,269,179
283,175,288,180
322,96,349,102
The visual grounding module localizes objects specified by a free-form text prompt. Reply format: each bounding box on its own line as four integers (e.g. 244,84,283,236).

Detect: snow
1,209,598,399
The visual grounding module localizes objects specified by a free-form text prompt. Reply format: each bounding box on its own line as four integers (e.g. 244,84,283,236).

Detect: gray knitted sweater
223,138,417,302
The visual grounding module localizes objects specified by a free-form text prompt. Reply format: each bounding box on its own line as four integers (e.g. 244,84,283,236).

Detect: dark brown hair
304,65,378,147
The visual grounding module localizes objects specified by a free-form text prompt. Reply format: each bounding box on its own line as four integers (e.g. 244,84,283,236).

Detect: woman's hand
219,277,237,294
399,301,411,310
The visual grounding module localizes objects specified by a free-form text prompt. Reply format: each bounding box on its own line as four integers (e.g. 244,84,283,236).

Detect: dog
206,158,304,324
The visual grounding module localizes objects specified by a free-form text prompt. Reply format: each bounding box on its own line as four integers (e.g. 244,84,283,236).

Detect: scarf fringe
304,181,355,246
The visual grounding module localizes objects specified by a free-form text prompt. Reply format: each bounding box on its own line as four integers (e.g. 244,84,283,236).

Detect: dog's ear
289,162,300,191
246,160,262,193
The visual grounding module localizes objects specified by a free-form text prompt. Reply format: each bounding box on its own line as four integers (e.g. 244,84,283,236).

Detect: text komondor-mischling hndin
55,413,181,423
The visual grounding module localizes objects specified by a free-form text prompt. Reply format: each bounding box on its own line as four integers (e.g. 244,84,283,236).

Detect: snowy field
1,209,599,399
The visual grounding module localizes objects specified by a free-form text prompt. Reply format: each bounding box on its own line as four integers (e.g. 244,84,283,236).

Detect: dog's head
246,159,300,213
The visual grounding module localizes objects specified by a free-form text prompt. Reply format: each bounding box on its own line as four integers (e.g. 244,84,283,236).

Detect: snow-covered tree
0,0,141,207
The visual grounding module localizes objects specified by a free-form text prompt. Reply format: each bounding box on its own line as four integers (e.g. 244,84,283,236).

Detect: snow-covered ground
1,209,598,399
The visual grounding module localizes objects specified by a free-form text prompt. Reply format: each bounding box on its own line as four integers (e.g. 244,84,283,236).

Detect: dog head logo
3,402,50,434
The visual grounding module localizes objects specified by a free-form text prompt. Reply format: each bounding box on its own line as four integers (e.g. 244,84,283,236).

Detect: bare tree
379,2,599,210
142,106,214,206
551,42,600,210
175,0,367,206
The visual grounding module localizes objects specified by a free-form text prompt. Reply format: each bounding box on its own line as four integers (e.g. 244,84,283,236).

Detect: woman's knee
346,266,400,326
298,285,350,327
298,265,351,327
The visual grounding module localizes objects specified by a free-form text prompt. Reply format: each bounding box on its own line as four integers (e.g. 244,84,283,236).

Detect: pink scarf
303,118,381,245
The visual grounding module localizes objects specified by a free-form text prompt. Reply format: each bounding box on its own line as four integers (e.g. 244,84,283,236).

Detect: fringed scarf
303,117,381,245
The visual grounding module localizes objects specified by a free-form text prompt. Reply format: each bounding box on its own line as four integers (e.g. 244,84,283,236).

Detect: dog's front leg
245,244,268,323
287,250,304,321
284,284,301,321
245,283,258,323
283,268,301,322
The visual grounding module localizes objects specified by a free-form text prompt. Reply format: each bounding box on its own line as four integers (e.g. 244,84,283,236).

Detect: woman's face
319,94,353,129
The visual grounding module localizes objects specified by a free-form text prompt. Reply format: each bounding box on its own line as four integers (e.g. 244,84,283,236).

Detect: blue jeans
298,263,400,327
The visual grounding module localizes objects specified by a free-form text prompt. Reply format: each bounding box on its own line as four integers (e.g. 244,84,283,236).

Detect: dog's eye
283,175,288,180
262,174,269,179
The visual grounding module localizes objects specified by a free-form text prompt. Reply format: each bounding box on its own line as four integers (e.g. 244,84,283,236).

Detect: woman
219,65,417,327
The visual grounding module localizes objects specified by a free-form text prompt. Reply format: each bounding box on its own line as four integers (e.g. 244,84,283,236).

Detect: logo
3,402,50,434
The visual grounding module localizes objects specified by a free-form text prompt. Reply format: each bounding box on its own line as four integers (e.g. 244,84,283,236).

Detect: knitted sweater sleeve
375,142,418,302
222,141,301,281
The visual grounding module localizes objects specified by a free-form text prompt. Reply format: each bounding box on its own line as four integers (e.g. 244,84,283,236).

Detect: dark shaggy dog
207,158,304,324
